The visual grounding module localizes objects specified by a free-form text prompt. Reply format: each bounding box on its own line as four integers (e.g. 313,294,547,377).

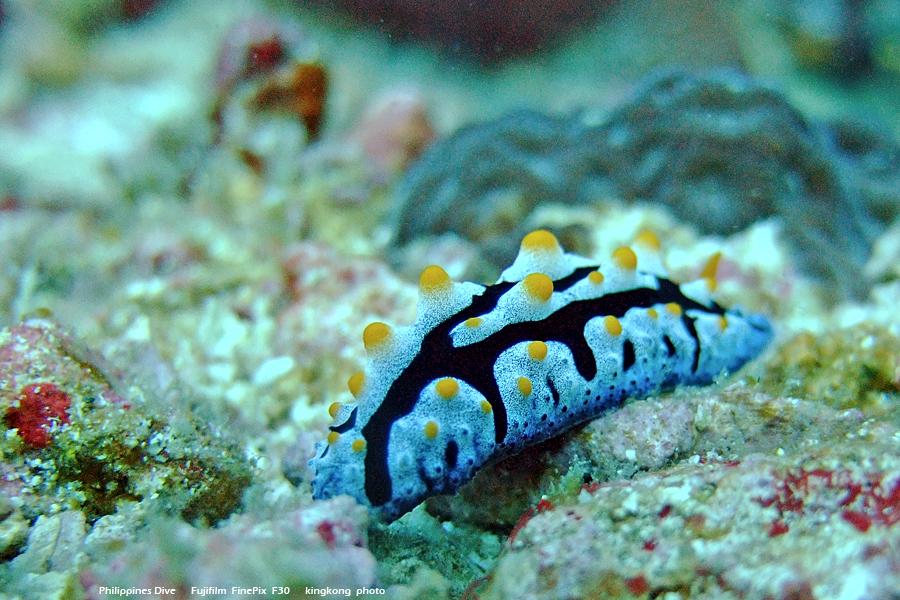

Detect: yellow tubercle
435,378,459,399
424,421,439,439
528,341,548,361
517,376,533,397
612,247,638,270
351,439,367,452
588,271,604,285
328,402,342,419
327,431,340,445
701,252,721,280
718,315,728,331
647,308,659,319
464,317,483,328
419,265,452,294
701,252,721,291
347,372,365,398
665,303,682,316
521,230,562,252
634,231,661,250
363,322,392,352
481,400,493,414
604,315,623,336
522,273,554,302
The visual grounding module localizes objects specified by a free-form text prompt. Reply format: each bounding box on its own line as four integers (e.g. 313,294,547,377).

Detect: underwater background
1,0,900,597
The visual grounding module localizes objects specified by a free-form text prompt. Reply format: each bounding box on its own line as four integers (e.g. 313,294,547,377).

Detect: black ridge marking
361,271,725,506
329,407,358,434
662,334,677,357
445,440,459,469
681,315,702,373
547,377,560,406
622,340,636,371
553,266,596,291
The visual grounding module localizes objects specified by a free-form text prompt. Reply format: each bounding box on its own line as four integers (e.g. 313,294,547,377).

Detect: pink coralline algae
758,467,900,535
481,435,900,599
5,383,71,448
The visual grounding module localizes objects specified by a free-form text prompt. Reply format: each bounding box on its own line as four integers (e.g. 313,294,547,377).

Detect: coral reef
194,16,327,230
390,109,589,273
351,89,435,180
390,69,900,298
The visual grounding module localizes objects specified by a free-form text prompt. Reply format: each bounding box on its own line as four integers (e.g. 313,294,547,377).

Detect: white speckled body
309,232,771,521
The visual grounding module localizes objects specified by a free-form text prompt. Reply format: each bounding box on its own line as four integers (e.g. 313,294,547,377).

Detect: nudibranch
310,231,772,521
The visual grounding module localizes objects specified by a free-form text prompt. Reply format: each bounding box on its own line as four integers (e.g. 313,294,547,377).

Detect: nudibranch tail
309,230,772,521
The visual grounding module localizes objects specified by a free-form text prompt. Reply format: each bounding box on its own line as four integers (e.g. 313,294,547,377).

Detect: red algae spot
769,521,790,537
508,498,555,548
624,574,650,595
758,466,900,532
658,504,673,519
316,520,337,548
213,18,328,140
245,37,286,77
781,581,815,600
581,482,601,494
461,576,491,600
0,195,20,211
5,383,71,448
842,509,873,532
215,19,296,89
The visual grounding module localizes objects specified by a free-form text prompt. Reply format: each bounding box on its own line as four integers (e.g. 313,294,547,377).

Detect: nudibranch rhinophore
309,231,772,521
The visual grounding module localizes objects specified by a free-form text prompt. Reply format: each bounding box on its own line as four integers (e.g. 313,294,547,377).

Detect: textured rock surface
479,438,900,600
84,496,377,598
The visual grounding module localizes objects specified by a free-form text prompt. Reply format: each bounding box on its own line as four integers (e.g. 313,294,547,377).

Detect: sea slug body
309,231,772,521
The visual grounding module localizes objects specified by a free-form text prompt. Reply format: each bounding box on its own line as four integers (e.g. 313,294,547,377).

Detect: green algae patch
761,324,900,413
0,318,252,525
